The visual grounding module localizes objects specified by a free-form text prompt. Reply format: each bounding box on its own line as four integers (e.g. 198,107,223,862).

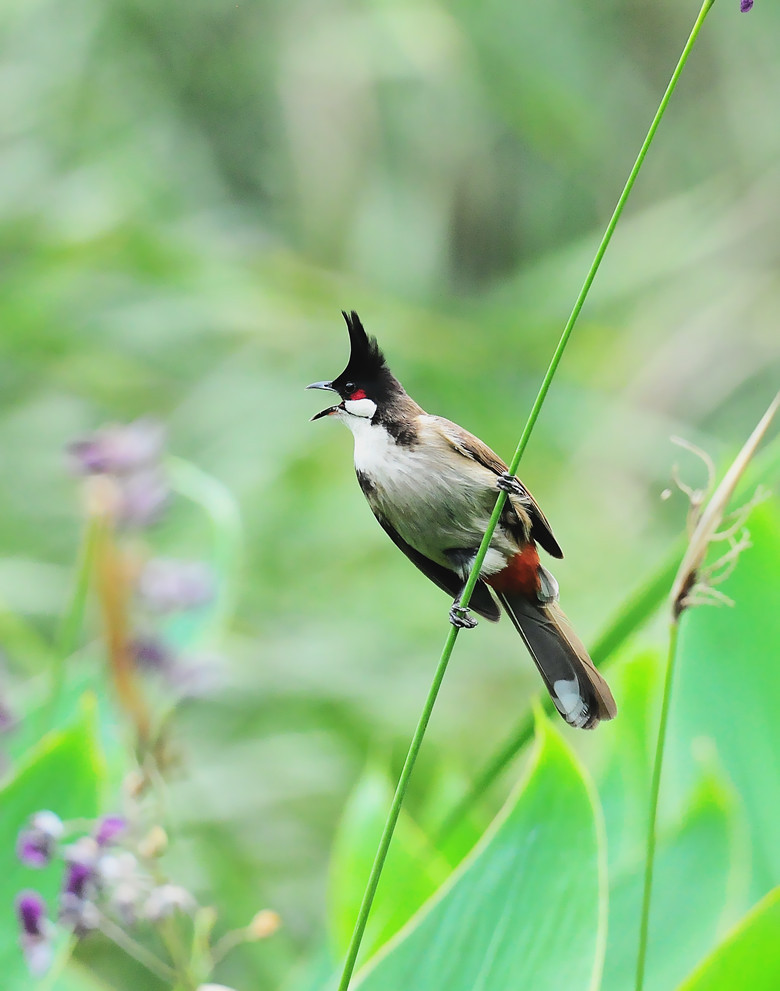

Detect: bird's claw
449,604,478,629
496,472,528,499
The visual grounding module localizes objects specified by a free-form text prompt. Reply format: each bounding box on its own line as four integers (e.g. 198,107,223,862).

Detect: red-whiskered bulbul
308,312,617,729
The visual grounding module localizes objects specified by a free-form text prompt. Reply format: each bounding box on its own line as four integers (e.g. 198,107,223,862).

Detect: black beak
306,381,341,421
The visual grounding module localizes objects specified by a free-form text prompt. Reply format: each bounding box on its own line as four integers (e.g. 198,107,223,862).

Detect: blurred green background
1,0,779,989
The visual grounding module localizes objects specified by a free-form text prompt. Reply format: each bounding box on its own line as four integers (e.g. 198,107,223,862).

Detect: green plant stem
40,516,99,734
160,916,197,990
57,517,100,660
167,455,243,637
97,910,177,983
337,625,459,990
635,617,681,991
35,936,77,991
504,0,712,477
336,3,715,988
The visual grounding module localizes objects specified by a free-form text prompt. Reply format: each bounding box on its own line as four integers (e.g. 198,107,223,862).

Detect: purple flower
94,815,126,847
131,634,174,673
60,839,100,936
17,891,46,936
117,468,170,528
64,859,93,898
16,891,53,976
16,811,64,868
67,420,170,529
62,837,98,896
740,0,753,9
68,420,165,477
138,558,215,613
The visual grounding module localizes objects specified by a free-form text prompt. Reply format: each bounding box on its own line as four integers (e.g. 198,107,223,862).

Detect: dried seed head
670,394,779,618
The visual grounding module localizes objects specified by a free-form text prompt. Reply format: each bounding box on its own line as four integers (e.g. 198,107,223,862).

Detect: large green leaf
601,774,743,991
593,651,663,876
0,699,104,991
52,962,117,991
351,715,606,991
328,766,451,960
676,886,780,991
670,501,780,899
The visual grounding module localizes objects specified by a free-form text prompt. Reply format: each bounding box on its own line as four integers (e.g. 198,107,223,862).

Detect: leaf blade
352,716,606,991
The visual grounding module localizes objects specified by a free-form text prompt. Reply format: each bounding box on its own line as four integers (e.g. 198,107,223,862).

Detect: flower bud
94,815,126,847
15,891,53,976
247,909,281,940
16,811,64,868
138,825,168,859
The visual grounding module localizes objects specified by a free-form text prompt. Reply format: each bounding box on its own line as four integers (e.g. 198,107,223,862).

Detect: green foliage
602,775,743,991
676,887,780,991
0,0,778,988
0,700,104,991
351,716,606,991
670,501,780,901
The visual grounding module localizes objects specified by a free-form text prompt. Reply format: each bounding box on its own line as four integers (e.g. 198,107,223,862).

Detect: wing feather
369,506,501,622
436,418,563,559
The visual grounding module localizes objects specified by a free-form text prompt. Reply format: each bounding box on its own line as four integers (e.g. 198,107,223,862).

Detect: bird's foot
496,472,529,499
449,604,478,629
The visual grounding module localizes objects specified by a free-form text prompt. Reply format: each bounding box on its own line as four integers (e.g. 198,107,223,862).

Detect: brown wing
437,417,563,560
370,508,501,622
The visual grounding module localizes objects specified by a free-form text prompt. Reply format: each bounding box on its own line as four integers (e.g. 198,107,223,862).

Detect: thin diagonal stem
635,618,681,991
336,626,458,989
336,3,716,988
39,516,99,735
97,910,177,983
636,394,778,991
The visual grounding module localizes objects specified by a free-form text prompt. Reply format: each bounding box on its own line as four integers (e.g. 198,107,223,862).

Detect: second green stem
635,618,681,991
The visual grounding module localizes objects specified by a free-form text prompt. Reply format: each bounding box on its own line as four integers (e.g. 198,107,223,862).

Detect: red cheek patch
350,389,367,400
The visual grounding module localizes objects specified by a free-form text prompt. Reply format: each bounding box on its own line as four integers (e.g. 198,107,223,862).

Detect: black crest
333,311,389,389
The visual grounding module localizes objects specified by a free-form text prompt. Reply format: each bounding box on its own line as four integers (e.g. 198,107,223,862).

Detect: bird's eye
344,382,356,393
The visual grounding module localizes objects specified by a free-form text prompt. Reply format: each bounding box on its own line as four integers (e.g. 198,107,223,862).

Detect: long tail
497,592,617,729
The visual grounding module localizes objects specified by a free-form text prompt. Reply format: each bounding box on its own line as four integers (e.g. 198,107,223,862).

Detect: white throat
343,397,377,419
